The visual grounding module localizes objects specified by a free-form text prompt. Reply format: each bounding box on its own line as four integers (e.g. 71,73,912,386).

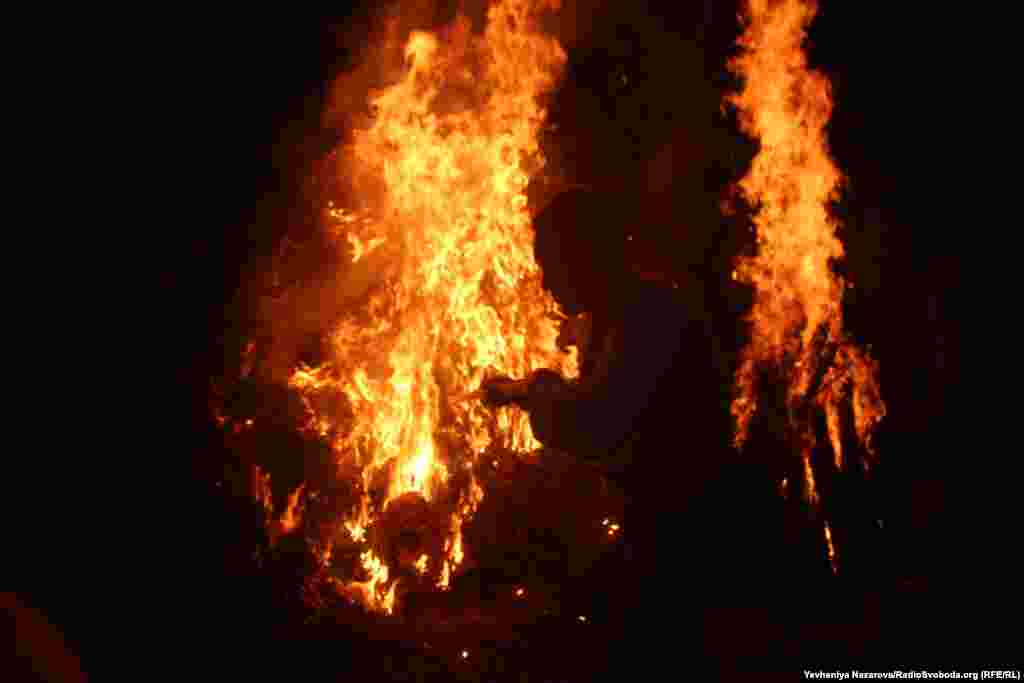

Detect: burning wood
727,0,886,572
207,4,893,667
212,0,582,617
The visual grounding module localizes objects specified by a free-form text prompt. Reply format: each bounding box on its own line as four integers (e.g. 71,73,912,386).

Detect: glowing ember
284,0,573,614
823,521,837,575
268,483,306,547
727,0,885,569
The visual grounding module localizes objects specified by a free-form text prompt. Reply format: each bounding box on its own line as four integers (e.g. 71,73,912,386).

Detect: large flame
286,0,573,613
727,0,885,568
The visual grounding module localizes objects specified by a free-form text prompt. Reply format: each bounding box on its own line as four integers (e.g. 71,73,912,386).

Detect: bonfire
211,0,884,634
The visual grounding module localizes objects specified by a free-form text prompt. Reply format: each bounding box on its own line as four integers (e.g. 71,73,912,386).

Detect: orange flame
727,0,885,568
823,521,837,575
288,0,572,613
279,484,305,533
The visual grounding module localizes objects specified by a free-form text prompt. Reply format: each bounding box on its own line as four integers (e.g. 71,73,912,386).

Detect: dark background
14,1,981,680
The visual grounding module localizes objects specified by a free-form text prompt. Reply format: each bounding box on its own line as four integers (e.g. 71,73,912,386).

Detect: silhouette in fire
485,188,727,474
479,187,749,659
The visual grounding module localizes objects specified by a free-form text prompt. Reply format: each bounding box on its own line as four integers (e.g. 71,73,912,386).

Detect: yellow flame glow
288,0,572,613
728,0,885,571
